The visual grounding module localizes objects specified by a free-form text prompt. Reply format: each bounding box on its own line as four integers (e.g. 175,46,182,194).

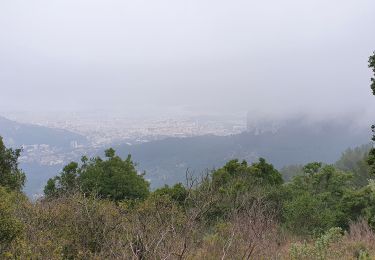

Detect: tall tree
369,51,375,95
0,136,25,191
368,52,375,175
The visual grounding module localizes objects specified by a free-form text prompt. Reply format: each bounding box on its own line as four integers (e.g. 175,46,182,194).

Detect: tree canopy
44,149,150,201
0,137,25,192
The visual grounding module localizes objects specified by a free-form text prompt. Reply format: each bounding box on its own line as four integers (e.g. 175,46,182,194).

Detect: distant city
1,111,247,168
1,111,371,197
5,111,247,145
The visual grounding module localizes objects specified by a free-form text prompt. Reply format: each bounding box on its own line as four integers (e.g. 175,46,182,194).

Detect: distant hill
0,116,88,149
1,115,371,196
0,115,89,196
115,118,371,188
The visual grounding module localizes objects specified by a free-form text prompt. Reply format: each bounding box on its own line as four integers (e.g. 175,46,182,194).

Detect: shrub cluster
2,136,375,258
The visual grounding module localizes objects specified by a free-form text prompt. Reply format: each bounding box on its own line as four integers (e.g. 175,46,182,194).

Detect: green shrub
290,227,343,260
0,187,24,255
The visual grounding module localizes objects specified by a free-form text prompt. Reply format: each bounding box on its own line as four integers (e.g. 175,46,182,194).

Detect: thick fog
0,0,374,120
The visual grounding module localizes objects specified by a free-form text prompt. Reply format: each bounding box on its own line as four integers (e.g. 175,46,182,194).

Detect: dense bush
44,149,149,201
0,187,25,256
282,163,354,235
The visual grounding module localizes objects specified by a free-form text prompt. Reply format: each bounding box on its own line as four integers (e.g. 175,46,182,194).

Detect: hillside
0,116,89,196
1,115,371,195
115,118,371,188
0,116,88,149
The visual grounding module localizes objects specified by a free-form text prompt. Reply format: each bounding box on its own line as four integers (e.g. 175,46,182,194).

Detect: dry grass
3,193,375,259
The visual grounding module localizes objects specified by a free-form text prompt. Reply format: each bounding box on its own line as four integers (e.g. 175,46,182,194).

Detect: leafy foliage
198,158,284,222
211,158,283,189
290,227,343,260
335,144,372,187
44,149,150,201
153,183,189,206
369,51,375,95
283,163,354,235
368,51,375,176
0,137,25,192
0,187,24,255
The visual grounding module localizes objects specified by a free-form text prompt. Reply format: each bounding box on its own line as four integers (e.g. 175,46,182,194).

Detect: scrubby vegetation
2,139,375,259
1,52,375,259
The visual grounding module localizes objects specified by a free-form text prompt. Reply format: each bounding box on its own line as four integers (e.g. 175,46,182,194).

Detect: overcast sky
0,0,374,119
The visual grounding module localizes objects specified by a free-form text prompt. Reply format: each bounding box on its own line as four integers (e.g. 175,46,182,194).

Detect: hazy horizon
1,0,375,119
